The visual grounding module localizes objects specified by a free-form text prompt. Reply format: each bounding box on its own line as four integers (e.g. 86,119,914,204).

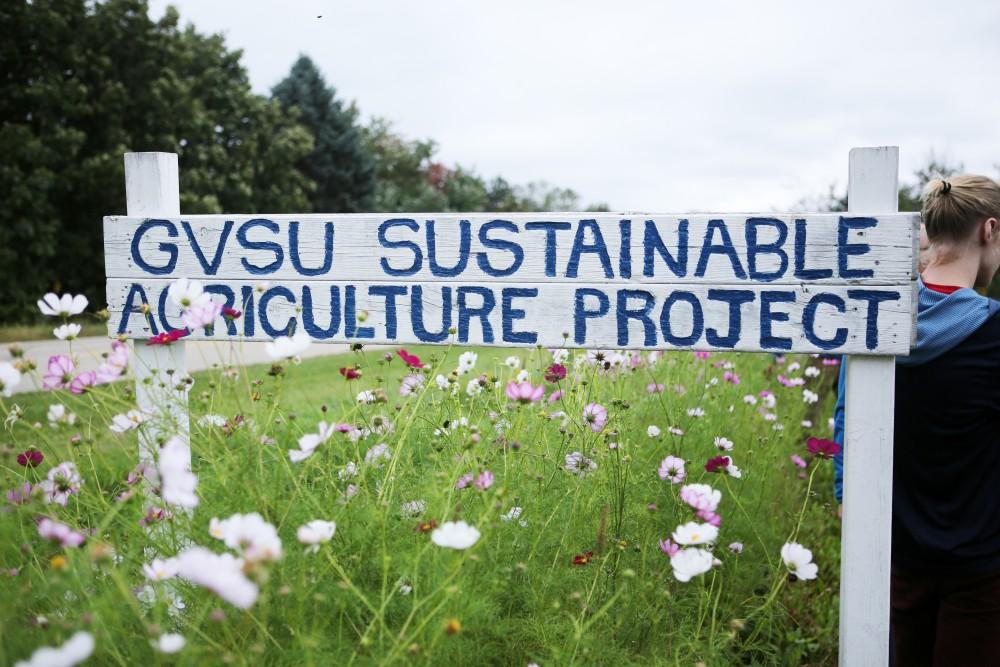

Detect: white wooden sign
111,148,908,667
105,212,917,353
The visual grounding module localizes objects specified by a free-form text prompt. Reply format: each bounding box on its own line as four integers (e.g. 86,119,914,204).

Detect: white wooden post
839,146,899,665
124,152,189,462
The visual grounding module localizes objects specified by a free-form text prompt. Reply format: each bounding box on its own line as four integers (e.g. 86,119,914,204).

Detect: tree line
0,0,608,322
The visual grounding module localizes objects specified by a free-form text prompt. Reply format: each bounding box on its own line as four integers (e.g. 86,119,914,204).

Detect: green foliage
0,345,842,665
272,56,375,213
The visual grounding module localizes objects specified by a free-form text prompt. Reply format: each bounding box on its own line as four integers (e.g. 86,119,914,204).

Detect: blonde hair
922,175,1000,242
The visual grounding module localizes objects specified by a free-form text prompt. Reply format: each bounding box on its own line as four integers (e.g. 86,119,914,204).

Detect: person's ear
983,217,999,244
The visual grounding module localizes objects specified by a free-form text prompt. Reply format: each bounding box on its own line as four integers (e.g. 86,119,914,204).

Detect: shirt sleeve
833,360,846,503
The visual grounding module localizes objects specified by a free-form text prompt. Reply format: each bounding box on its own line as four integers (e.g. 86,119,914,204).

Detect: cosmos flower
780,542,819,580
37,293,88,318
265,330,311,360
0,362,21,397
672,521,719,546
42,355,74,390
670,547,714,582
431,521,480,549
158,437,198,508
564,451,597,476
582,403,608,432
37,517,86,548
506,381,544,403
174,547,259,609
397,349,422,369
53,323,82,341
806,437,840,459
297,520,336,553
14,631,94,667
544,364,567,383
17,449,43,467
38,462,83,506
657,455,686,484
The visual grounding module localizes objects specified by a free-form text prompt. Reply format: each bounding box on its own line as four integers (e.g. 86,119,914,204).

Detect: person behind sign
833,175,1000,665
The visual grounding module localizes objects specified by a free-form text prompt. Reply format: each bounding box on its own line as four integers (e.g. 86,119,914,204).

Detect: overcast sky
150,0,1000,212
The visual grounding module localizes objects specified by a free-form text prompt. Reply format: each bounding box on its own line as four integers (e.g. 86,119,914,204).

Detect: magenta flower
69,371,98,395
505,381,544,404
806,437,841,459
548,390,563,403
705,455,732,474
723,371,741,385
17,449,43,467
544,364,567,383
647,383,665,393
42,355,75,390
822,357,841,366
582,403,608,432
658,538,680,557
790,454,808,469
694,351,711,360
397,349,422,369
37,517,86,548
474,470,494,491
455,473,474,490
657,455,686,484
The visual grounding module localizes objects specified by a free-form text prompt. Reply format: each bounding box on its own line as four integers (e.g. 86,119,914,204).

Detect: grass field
0,340,843,665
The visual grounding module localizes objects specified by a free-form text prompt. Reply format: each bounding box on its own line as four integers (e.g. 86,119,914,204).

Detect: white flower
265,330,311,360
504,356,521,369
158,437,198,508
356,390,377,404
14,630,94,667
805,366,821,378
500,506,523,522
465,378,482,397
762,412,777,422
787,362,801,373
167,278,204,309
672,521,719,546
761,394,777,409
668,426,685,436
288,421,336,462
175,547,259,609
198,414,227,427
803,389,819,404
143,557,180,582
339,461,358,481
53,323,82,340
457,351,477,375
435,374,450,391
801,420,813,428
551,348,569,364
670,548,715,582
181,294,222,330
109,410,146,433
647,425,661,438
401,499,426,516
686,407,705,418
431,520,480,549
254,281,270,293
154,633,186,654
208,513,282,563
364,443,391,466
37,293,88,318
714,436,734,451
742,394,758,405
399,374,424,397
0,362,21,397
726,462,743,478
47,404,76,427
297,520,336,552
780,542,818,580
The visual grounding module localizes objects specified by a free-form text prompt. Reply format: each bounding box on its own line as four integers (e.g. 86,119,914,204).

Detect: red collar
923,281,964,295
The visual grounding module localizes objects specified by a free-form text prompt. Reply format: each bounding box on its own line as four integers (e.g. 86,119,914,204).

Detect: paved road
5,336,358,395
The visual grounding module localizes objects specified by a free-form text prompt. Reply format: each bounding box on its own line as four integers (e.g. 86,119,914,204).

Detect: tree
272,56,375,213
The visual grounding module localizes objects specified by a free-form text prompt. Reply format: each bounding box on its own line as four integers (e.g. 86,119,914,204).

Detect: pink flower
806,437,841,459
37,517,86,548
693,351,711,360
705,455,732,474
7,482,32,505
455,473,474,490
790,454,808,469
729,542,744,554
658,538,680,557
397,349,422,369
42,355,75,390
647,383,665,393
583,403,608,432
181,297,222,331
723,371,740,385
146,329,189,346
474,470,494,491
547,390,563,403
38,461,83,505
544,364,567,383
657,455,686,484
822,357,841,366
70,371,98,394
698,510,722,526
505,381,544,403
679,483,721,514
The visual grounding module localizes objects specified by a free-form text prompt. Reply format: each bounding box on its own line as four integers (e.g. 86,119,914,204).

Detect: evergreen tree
272,56,375,213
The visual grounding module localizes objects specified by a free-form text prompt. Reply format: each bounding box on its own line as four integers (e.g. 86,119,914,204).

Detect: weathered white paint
839,147,898,666
104,213,919,285
106,279,912,354
124,153,189,463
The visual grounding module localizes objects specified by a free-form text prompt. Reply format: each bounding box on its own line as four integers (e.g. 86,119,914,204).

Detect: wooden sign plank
104,213,919,285
106,278,912,354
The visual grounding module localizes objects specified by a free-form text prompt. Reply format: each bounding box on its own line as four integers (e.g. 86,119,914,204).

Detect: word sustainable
104,214,919,354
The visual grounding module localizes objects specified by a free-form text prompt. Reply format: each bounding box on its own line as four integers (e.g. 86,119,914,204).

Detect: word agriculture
104,213,919,354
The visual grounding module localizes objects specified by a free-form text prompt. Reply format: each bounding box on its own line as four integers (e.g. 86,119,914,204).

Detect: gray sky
150,0,1000,212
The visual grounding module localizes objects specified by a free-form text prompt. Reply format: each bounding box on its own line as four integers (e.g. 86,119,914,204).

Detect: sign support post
123,152,189,462
839,146,899,665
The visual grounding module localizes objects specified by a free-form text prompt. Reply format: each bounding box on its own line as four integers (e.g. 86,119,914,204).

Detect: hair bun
940,179,952,195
